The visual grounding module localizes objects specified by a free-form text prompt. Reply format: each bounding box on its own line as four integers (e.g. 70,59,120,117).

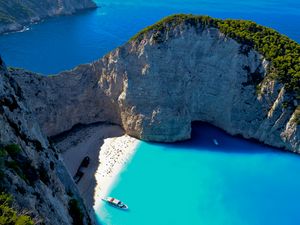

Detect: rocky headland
0,0,97,34
1,14,300,224
10,15,300,152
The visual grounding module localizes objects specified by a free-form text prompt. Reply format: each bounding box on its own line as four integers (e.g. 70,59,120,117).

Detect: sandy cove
54,123,139,211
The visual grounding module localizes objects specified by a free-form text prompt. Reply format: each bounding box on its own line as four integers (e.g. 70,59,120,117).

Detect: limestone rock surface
12,22,300,152
0,59,94,225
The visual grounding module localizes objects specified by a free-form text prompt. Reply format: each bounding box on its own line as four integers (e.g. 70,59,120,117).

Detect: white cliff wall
13,23,300,152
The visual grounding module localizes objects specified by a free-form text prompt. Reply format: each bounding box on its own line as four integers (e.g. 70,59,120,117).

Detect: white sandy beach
54,123,139,210
93,134,139,209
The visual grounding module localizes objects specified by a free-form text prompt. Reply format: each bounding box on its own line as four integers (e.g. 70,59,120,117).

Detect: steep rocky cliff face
11,17,300,153
0,59,94,224
0,0,97,34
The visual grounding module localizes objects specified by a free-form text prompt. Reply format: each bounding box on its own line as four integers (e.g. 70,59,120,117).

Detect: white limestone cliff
11,22,300,153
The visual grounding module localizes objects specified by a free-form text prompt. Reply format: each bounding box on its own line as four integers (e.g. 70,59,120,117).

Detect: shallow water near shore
0,0,299,74
1,1,300,224
96,123,300,225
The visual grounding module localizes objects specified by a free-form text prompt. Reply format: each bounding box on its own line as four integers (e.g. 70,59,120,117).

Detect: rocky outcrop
0,59,94,224
0,0,97,34
10,17,300,153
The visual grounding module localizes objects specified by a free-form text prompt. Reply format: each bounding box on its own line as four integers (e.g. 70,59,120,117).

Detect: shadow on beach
53,122,124,209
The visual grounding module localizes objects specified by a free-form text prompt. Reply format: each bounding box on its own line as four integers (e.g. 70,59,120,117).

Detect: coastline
93,134,139,209
54,123,139,211
0,5,98,35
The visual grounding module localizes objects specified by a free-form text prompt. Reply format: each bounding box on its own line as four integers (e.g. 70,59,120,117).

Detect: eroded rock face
12,22,300,152
0,60,94,224
12,64,121,136
0,0,97,34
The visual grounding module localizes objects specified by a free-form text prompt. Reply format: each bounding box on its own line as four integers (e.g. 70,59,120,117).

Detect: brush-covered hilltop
1,14,300,224
0,0,97,34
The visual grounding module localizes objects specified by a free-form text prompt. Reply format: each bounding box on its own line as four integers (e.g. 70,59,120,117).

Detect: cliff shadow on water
149,122,284,155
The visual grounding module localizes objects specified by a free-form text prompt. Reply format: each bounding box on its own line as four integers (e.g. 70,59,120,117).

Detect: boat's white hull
102,197,129,210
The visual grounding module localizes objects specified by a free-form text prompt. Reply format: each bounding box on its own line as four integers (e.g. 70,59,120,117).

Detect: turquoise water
1,1,300,224
96,123,300,225
0,0,299,74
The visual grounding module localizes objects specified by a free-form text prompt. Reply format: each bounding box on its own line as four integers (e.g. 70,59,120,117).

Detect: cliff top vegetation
131,14,300,96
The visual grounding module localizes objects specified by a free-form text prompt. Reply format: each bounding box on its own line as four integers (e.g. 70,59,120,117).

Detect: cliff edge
0,0,97,34
0,58,94,224
11,14,300,153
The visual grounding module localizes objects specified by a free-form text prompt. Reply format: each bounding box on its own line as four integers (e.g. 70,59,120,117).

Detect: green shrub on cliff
0,147,34,224
217,19,300,92
0,193,34,225
4,144,21,157
293,106,300,125
131,14,300,95
130,14,217,41
0,144,39,186
68,198,84,225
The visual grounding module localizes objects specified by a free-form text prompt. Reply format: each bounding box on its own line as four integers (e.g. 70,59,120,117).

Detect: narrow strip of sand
54,123,139,211
93,134,139,209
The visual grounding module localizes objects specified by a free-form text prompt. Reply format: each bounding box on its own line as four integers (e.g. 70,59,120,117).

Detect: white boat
102,197,129,210
213,139,219,146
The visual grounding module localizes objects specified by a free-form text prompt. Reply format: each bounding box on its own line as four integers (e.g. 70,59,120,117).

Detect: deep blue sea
1,1,300,225
0,0,299,74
